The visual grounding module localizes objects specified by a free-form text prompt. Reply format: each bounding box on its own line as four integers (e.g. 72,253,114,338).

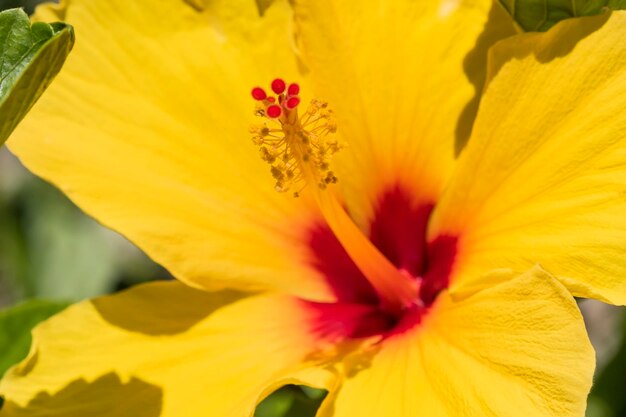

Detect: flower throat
248,79,457,326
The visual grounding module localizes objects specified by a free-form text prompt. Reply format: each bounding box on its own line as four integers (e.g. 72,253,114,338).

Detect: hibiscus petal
291,0,515,228
429,11,626,303
6,0,339,301
0,281,336,416
317,267,594,417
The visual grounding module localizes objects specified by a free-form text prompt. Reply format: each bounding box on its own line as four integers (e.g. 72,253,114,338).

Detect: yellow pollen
250,97,342,197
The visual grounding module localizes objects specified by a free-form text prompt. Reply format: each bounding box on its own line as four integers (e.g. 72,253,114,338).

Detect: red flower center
249,79,457,339
306,184,458,339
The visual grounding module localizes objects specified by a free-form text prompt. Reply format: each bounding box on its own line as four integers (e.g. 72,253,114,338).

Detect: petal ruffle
291,0,515,228
429,11,626,303
0,281,336,416
7,0,338,301
317,267,594,417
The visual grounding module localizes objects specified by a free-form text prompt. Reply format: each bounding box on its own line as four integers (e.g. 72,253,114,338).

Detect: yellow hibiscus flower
5,0,626,415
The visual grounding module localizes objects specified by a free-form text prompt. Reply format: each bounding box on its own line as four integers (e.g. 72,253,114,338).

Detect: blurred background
0,1,625,416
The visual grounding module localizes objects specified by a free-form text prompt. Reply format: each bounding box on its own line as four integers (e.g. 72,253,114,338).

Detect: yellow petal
0,281,336,416
317,267,594,417
291,0,515,228
429,11,626,303
7,0,339,301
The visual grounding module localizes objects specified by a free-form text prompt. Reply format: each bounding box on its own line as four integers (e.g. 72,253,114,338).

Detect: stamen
249,78,418,314
250,78,341,196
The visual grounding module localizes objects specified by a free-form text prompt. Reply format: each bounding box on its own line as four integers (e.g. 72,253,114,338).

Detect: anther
271,78,286,94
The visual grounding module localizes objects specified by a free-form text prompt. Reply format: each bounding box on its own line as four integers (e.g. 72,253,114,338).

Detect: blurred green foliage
0,0,41,14
0,151,166,307
1,177,117,301
255,386,326,417
498,0,626,32
0,299,69,376
0,149,168,382
587,315,626,417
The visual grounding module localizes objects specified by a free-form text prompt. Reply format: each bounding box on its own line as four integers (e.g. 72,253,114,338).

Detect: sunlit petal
0,281,336,416
4,0,355,301
292,0,515,228
317,267,593,417
430,12,626,303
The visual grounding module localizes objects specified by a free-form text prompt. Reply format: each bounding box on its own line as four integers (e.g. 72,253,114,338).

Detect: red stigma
287,83,300,96
251,87,267,101
286,97,300,109
271,78,286,94
251,78,303,119
267,105,282,118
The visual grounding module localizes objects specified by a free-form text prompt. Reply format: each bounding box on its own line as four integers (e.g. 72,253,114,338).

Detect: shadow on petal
455,4,611,156
0,373,162,417
455,1,516,155
91,281,248,335
530,13,610,63
484,12,610,100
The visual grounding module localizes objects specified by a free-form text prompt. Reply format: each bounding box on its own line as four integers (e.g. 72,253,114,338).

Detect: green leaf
0,299,69,377
0,8,74,147
255,386,326,417
255,388,296,417
498,0,626,32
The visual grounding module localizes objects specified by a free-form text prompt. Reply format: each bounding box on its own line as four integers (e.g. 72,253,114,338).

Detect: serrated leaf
0,8,74,147
0,299,69,377
498,0,626,32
